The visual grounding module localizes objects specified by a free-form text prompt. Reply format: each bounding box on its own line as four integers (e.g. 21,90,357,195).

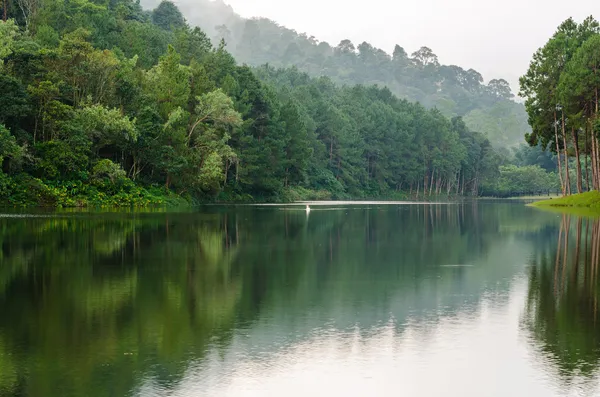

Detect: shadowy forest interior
0,0,581,206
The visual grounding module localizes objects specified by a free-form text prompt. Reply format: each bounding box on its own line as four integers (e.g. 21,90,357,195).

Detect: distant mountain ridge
141,0,530,147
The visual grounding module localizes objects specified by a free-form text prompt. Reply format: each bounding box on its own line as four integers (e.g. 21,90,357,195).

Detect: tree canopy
520,16,600,196
0,0,553,205
166,0,531,147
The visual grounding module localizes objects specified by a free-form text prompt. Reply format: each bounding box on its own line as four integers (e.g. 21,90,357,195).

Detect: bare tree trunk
554,111,565,195
573,127,582,193
2,0,7,22
456,171,460,195
595,135,600,190
591,136,598,190
595,136,600,190
585,124,590,191
562,112,571,195
429,169,435,196
224,160,230,185
591,128,597,190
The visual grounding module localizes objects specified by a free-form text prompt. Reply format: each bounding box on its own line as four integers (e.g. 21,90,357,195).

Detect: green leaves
151,1,186,31
74,104,137,149
144,45,191,118
0,19,19,67
0,0,513,205
0,124,21,165
0,74,31,126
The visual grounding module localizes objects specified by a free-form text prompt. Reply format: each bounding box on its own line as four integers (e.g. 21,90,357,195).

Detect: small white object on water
306,205,311,213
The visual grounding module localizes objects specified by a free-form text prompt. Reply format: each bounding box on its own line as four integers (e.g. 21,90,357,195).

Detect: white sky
222,0,599,94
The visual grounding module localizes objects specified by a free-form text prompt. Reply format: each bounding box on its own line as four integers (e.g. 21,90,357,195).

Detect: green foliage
175,1,530,147
151,1,185,31
0,0,516,207
482,165,558,197
144,44,191,117
0,19,19,67
73,104,138,150
0,74,31,129
520,16,600,196
0,124,22,165
92,159,127,183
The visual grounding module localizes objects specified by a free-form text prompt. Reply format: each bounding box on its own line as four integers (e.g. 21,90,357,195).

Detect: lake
1,201,600,397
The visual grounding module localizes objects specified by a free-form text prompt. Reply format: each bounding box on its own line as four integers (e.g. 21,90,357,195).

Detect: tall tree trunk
224,160,230,186
2,0,7,22
554,111,565,196
596,137,600,190
561,111,571,195
585,124,590,191
592,133,598,190
456,170,460,195
429,169,435,196
596,137,599,191
572,127,582,193
590,87,599,190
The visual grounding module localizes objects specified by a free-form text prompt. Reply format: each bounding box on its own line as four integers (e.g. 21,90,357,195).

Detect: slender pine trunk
561,111,571,195
573,127,582,193
585,124,590,191
554,111,565,195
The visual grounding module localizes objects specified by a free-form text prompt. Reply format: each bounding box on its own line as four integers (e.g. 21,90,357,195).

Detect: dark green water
1,202,600,397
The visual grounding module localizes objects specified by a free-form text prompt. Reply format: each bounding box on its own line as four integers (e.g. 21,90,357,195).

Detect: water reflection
0,204,598,396
524,214,600,393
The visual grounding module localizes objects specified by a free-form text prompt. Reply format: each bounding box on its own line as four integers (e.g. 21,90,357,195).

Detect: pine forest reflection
1,204,600,396
525,213,600,390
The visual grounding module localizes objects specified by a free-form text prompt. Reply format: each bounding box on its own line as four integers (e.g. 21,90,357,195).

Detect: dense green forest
0,0,556,206
145,0,531,148
520,16,600,197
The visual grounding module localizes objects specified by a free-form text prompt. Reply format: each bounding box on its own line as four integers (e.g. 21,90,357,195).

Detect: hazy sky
221,0,598,94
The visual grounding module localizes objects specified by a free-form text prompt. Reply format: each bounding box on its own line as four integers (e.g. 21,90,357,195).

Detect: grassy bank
0,174,190,208
529,191,600,209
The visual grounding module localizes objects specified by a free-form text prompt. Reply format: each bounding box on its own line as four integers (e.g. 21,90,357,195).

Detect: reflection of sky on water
154,282,594,397
137,224,600,397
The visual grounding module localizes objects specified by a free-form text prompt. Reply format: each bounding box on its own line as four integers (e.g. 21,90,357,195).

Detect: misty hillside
140,0,530,147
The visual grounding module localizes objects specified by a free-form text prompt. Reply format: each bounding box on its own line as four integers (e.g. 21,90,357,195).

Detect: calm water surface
1,202,600,396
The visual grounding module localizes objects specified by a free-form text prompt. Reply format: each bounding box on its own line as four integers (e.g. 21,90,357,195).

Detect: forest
0,0,557,206
154,0,531,148
520,16,600,197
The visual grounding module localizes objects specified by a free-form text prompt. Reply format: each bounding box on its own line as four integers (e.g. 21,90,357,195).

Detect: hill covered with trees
145,0,531,148
0,0,556,206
